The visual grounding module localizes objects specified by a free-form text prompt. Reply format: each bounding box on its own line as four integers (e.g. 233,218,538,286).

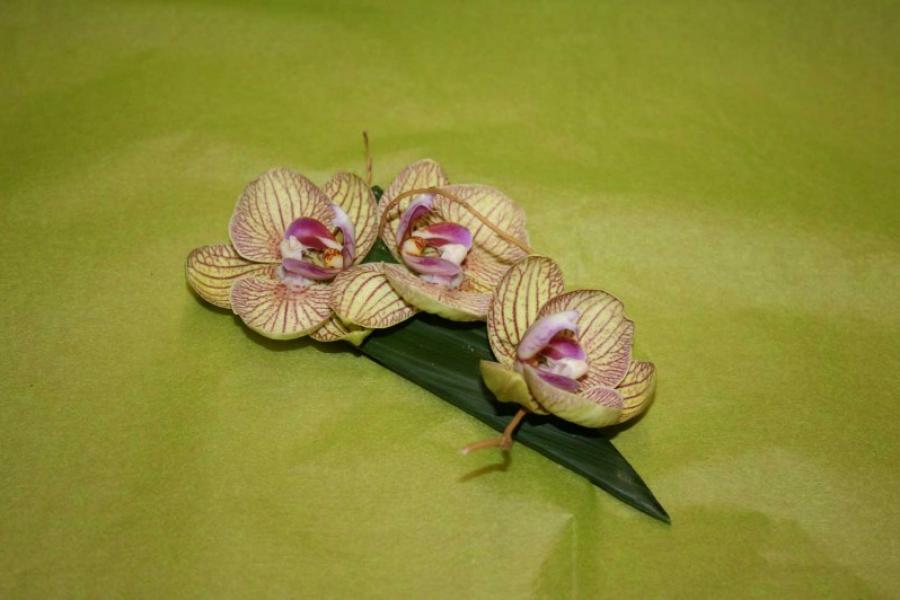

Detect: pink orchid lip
395,195,434,245
331,204,355,266
282,257,341,280
517,310,580,361
541,335,587,361
284,217,341,251
412,222,472,250
536,369,582,392
523,364,581,392
401,253,462,278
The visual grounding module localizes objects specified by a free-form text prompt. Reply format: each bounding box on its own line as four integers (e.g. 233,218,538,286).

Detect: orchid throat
279,204,355,286
396,194,473,288
517,310,588,392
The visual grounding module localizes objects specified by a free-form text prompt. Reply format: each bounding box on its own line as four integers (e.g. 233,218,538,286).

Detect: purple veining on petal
401,253,462,278
534,366,582,392
284,217,341,251
282,258,341,281
412,222,472,250
395,195,434,245
331,203,355,266
541,335,587,361
517,310,580,361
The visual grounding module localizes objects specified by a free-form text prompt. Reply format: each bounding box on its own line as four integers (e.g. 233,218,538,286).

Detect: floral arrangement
186,137,666,521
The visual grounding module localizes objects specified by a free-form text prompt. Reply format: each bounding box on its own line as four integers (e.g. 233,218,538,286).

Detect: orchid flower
464,256,656,453
185,168,414,343
331,159,531,329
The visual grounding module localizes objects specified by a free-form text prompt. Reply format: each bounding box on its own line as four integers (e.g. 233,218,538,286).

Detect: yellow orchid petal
616,361,656,424
230,275,331,340
229,168,334,263
479,360,548,414
522,365,623,428
486,256,565,367
432,184,529,264
537,290,634,389
309,316,372,346
383,264,490,322
378,159,450,258
185,244,275,309
330,263,418,329
323,172,379,264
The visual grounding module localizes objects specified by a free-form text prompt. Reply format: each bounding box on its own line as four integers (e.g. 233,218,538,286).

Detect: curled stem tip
363,131,373,188
461,408,528,455
378,187,532,254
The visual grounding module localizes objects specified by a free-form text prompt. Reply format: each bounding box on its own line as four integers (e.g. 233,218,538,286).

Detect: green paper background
2,0,898,597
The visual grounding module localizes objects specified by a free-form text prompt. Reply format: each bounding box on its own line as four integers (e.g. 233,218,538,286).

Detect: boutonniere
186,137,666,522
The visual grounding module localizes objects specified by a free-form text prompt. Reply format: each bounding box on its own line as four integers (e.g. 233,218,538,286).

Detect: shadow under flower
458,451,512,483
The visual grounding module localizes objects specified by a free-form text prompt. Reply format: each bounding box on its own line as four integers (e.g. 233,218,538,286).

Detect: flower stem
461,408,528,455
363,131,373,188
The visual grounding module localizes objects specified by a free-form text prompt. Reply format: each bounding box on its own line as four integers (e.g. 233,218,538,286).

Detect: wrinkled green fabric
1,0,898,597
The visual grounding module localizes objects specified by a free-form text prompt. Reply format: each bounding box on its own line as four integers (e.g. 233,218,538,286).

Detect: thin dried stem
362,131,373,188
378,187,532,254
461,408,528,455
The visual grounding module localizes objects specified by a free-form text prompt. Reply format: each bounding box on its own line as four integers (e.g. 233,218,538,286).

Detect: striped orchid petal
487,256,565,367
522,365,623,428
230,274,332,340
281,258,341,281
323,172,378,265
537,291,633,389
615,361,657,424
383,264,491,321
284,217,341,251
378,159,450,259
413,222,473,249
185,244,275,309
330,263,418,329
229,168,334,263
517,310,580,361
395,195,434,245
401,254,462,278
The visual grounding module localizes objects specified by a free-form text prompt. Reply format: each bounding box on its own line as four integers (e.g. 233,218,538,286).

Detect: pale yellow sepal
185,244,274,309
330,263,418,329
616,361,656,424
230,275,332,340
479,360,548,414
